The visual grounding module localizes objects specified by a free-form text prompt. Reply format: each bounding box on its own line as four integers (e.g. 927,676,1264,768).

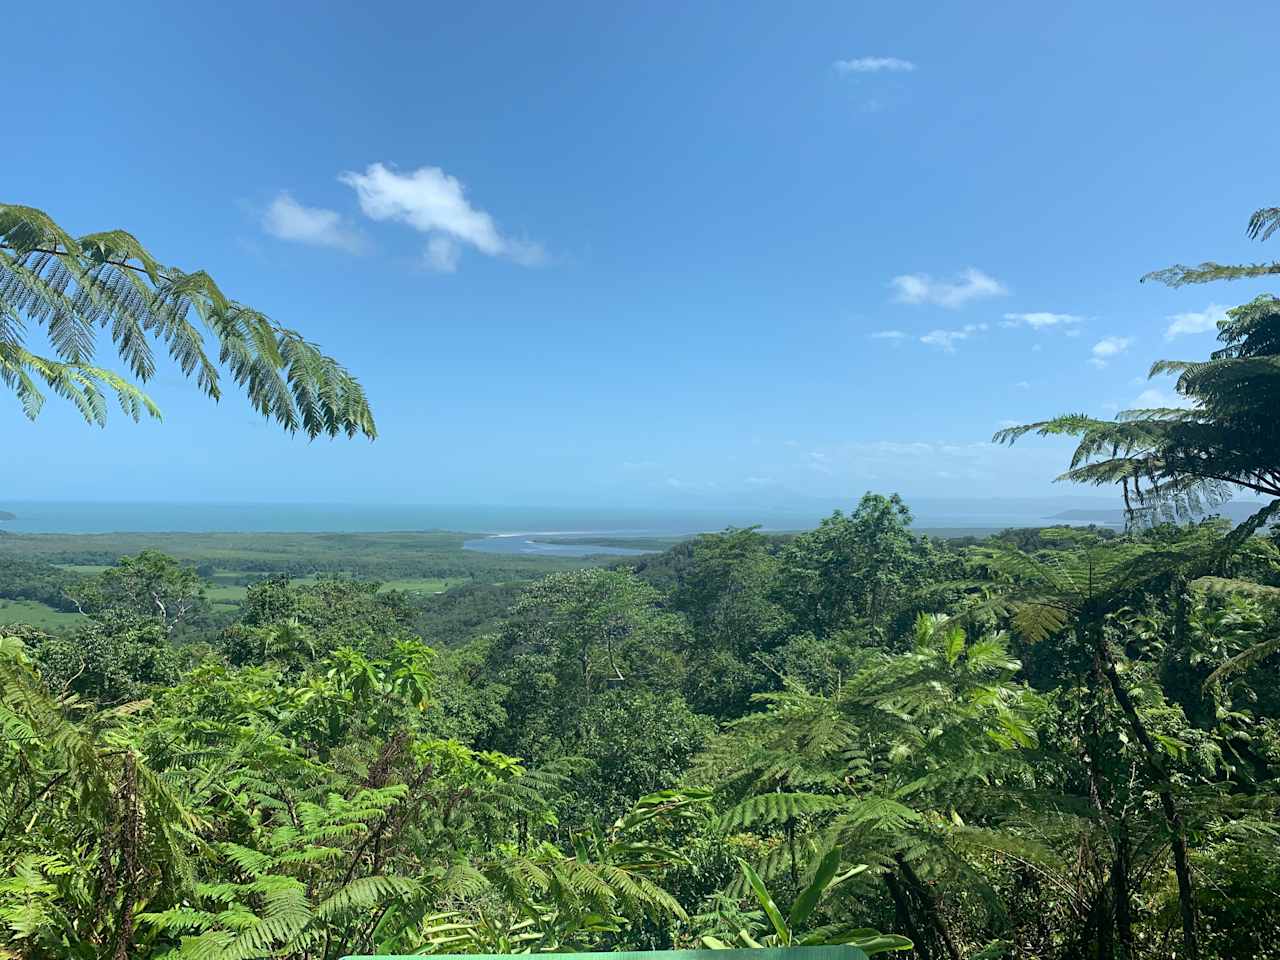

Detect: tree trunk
1095,638,1199,960
1082,644,1115,960
898,857,961,960
1112,819,1134,960
885,872,932,960
1088,882,1114,960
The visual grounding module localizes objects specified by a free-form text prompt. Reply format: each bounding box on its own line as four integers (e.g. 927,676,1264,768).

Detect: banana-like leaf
738,858,790,944
788,847,842,930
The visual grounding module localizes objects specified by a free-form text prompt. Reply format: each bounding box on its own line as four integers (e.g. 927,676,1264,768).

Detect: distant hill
1049,501,1270,525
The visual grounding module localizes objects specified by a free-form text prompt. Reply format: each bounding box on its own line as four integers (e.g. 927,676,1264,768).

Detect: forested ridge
3,205,1280,959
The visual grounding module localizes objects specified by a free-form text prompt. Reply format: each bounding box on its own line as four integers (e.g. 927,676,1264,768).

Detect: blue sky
7,1,1279,508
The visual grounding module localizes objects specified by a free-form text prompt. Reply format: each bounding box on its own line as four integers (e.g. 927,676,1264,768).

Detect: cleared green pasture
0,599,85,629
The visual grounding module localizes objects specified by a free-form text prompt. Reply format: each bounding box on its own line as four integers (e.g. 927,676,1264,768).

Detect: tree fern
998,206,1280,526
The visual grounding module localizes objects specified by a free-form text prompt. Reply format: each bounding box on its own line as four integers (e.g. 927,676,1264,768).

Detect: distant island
1050,501,1267,525
0,511,15,522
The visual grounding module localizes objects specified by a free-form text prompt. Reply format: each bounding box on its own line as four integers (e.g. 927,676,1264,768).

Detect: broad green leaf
788,847,842,930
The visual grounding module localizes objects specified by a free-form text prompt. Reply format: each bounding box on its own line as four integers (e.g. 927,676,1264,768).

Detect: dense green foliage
4,495,1276,959
0,559,82,612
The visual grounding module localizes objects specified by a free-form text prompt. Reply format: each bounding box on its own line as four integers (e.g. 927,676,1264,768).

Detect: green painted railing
344,948,873,960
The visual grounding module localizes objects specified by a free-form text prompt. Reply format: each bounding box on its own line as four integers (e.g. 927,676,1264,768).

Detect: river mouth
462,534,659,557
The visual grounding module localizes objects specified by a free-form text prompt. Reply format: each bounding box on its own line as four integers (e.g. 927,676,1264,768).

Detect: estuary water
461,534,658,557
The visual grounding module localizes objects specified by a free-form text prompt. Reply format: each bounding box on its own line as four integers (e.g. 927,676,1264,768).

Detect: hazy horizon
0,492,1244,537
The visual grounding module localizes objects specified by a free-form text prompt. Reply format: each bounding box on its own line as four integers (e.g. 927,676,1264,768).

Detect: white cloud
262,193,365,253
920,322,989,352
1165,303,1228,339
834,56,916,74
1090,336,1133,368
891,269,1008,308
1014,380,1030,389
744,476,776,486
870,329,907,340
1002,311,1083,329
339,162,545,271
1129,386,1192,409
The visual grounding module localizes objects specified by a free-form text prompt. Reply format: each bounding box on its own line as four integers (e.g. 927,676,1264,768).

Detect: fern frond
0,202,376,437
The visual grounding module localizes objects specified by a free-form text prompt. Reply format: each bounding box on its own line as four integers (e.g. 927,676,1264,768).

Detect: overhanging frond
0,202,375,437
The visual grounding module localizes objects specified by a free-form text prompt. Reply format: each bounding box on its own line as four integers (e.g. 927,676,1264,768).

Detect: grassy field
0,599,85,629
200,574,463,613
374,577,461,595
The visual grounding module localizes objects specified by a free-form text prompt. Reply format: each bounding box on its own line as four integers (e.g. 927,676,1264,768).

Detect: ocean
0,498,1129,539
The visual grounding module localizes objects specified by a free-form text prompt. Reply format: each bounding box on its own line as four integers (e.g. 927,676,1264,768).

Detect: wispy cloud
891,269,1008,308
1165,303,1228,339
339,162,544,272
262,193,366,253
1002,311,1083,329
777,435,1069,494
869,329,907,341
834,56,916,74
1014,380,1030,389
663,476,718,490
1090,336,1133,368
807,450,833,475
921,322,989,352
1129,386,1190,409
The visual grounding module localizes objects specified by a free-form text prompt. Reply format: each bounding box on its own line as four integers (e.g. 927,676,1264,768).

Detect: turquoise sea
0,497,1136,538
2,498,1260,558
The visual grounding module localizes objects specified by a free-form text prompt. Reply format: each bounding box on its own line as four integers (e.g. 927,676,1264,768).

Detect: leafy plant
699,853,910,956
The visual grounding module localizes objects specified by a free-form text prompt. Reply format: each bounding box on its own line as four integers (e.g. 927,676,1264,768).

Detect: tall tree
778,494,935,640
966,530,1209,959
0,204,375,437
67,551,205,637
